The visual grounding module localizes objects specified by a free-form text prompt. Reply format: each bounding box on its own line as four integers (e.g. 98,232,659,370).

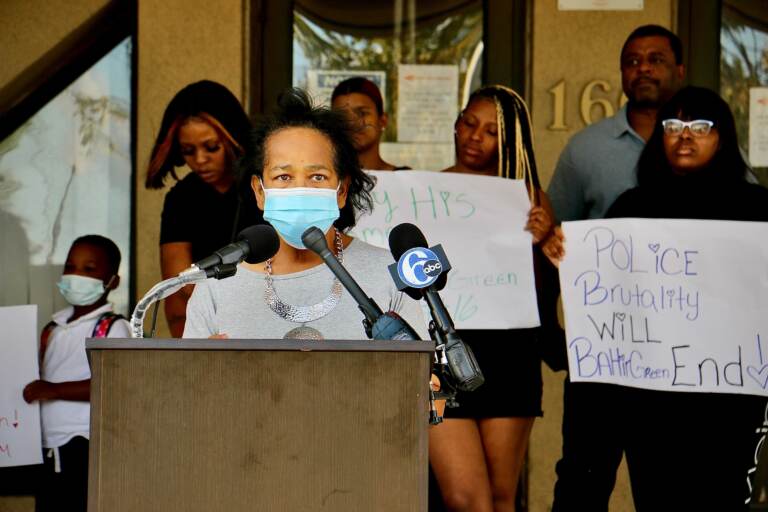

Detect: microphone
187,224,280,272
387,223,484,392
131,225,280,338
389,225,449,296
301,226,420,341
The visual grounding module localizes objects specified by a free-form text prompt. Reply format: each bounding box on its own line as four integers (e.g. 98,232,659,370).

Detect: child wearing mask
22,234,129,512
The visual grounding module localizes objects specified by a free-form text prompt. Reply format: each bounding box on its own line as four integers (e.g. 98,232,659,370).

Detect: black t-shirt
160,173,264,261
606,175,768,222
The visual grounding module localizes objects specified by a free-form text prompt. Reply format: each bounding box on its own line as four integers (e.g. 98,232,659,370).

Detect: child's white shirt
41,303,129,448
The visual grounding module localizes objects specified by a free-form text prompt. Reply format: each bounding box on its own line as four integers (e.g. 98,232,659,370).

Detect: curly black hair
238,88,376,231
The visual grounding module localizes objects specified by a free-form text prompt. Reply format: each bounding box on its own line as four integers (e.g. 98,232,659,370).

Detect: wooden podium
85,338,432,512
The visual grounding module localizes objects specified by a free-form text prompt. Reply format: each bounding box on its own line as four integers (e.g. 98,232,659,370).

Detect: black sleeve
159,185,195,245
743,184,768,222
534,244,567,372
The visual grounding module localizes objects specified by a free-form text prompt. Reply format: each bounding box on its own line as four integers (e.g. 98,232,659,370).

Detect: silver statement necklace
264,229,343,323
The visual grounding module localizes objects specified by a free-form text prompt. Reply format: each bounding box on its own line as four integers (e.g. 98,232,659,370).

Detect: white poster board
560,219,768,396
306,70,387,108
351,171,540,329
0,305,43,467
749,87,768,168
397,64,459,142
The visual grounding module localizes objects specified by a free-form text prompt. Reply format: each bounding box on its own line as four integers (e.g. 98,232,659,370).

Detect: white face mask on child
56,275,112,306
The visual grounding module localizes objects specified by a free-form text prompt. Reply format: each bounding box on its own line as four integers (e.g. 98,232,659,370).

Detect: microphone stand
426,320,460,419
131,264,237,338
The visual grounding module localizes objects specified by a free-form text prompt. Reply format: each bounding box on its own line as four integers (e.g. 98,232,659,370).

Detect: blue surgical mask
262,185,341,249
57,274,109,306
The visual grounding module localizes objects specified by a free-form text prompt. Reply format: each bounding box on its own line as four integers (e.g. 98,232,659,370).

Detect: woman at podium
182,88,425,341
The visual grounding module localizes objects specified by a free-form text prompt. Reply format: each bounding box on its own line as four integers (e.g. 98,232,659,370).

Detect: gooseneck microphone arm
131,268,220,339
131,224,281,338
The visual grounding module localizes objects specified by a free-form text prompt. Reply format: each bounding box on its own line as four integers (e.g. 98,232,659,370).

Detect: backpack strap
39,320,58,363
91,312,126,338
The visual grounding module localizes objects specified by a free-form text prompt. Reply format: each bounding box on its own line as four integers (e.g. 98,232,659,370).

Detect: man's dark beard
627,89,675,111
627,97,662,110
628,78,679,110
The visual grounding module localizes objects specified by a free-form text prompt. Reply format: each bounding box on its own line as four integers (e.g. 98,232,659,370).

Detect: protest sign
0,305,42,467
351,171,540,329
560,219,768,396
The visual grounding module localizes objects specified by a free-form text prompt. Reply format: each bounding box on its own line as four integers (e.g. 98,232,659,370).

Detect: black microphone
389,224,448,295
142,224,281,338
388,223,484,392
192,224,280,271
301,226,420,341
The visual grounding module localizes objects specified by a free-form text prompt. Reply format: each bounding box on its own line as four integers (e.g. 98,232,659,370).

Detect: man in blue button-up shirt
548,25,685,222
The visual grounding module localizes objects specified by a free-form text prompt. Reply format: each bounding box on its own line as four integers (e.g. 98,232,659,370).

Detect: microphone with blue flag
387,223,484,394
300,226,420,341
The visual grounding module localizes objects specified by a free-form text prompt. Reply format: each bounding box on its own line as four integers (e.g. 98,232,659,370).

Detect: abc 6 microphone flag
397,247,443,289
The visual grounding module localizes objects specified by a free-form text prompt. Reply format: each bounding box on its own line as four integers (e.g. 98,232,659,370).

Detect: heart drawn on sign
747,364,768,389
615,312,626,321
648,243,660,253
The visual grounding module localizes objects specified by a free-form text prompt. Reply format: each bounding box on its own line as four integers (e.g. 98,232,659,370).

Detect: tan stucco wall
135,0,246,338
0,0,111,88
528,2,675,511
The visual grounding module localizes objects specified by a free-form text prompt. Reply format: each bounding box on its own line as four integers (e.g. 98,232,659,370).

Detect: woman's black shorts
442,327,543,418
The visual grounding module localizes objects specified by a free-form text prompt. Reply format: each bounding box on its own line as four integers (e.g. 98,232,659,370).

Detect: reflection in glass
0,38,132,330
720,0,768,183
293,2,482,170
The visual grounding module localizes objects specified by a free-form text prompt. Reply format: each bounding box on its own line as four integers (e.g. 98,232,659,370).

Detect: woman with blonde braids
433,86,556,511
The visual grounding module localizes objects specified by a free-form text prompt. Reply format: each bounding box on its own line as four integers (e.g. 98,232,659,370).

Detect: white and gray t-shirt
183,239,427,341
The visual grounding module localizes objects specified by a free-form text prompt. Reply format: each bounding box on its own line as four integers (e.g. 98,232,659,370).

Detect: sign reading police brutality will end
351,171,540,330
560,219,768,396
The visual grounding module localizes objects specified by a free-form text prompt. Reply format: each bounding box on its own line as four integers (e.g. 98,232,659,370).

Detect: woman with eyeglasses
544,86,768,511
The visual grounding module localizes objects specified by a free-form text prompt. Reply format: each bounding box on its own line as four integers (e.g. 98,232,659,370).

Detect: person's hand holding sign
526,206,553,244
542,226,566,268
